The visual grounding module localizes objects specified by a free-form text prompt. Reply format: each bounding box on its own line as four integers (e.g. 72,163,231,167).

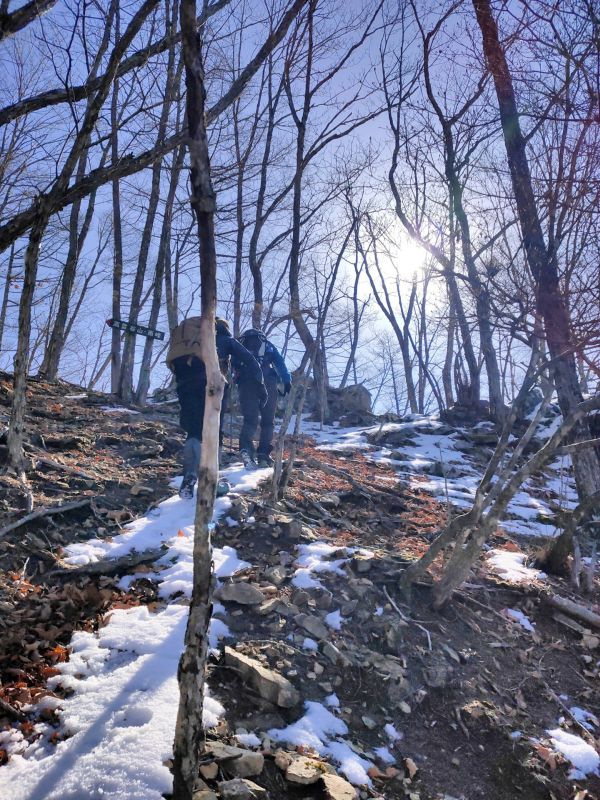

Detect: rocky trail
0,374,599,800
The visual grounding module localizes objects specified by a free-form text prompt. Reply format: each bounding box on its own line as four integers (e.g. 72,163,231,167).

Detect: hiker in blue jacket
236,328,292,468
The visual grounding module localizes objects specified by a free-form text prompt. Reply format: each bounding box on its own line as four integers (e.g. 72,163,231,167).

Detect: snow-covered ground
0,464,270,800
299,412,577,540
0,409,584,798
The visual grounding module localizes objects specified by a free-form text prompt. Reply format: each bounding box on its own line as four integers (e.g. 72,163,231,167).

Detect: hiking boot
257,453,274,468
240,449,258,470
179,474,196,499
216,477,231,497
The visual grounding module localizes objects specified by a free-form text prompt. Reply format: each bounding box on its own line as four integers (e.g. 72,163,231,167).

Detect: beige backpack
166,317,231,375
165,317,204,371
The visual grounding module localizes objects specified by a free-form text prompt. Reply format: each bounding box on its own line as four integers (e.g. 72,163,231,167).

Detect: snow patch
504,608,535,632
547,728,600,778
269,701,372,785
487,550,545,584
374,746,396,764
235,732,261,747
384,723,402,742
325,609,343,630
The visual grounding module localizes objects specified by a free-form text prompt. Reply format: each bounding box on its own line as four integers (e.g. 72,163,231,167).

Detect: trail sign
106,318,165,341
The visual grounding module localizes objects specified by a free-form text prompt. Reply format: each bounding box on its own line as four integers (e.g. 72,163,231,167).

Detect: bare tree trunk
7,0,158,471
7,217,45,471
0,243,15,352
171,6,224,796
248,55,283,329
359,215,419,413
339,237,366,389
136,142,185,404
233,107,245,337
110,5,123,395
172,1,307,795
38,1,117,380
39,156,104,379
442,290,456,408
118,6,178,402
472,0,600,500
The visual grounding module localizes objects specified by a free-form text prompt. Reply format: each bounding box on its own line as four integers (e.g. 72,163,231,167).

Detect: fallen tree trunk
542,592,600,631
51,546,167,576
0,498,91,538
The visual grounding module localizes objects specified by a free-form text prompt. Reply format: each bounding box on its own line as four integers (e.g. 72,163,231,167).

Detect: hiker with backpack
166,317,266,499
236,328,292,468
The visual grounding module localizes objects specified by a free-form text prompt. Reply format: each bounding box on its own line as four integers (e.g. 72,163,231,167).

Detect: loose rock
321,773,358,800
264,565,286,586
199,762,219,780
216,582,266,606
295,612,329,640
207,742,264,778
224,647,300,707
285,755,327,785
218,778,267,799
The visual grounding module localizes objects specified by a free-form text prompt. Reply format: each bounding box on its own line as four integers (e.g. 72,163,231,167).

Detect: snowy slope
0,465,270,800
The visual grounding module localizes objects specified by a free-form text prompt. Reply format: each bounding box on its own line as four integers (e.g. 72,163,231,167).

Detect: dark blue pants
238,374,278,456
173,356,228,445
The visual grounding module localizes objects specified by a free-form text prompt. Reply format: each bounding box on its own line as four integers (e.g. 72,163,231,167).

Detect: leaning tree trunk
171,6,224,798
472,0,600,503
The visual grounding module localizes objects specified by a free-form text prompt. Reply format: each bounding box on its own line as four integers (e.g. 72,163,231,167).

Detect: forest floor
0,371,599,800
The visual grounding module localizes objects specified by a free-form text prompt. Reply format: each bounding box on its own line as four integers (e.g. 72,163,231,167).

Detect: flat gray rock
224,647,300,708
216,582,266,605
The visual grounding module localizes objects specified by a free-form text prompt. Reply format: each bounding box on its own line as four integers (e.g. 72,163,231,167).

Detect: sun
377,236,428,284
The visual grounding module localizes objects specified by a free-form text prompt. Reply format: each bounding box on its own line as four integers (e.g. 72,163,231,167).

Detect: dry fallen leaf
534,743,557,771
405,757,418,779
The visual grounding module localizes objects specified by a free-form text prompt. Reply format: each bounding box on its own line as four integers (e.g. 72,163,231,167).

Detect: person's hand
283,380,292,396
259,384,269,406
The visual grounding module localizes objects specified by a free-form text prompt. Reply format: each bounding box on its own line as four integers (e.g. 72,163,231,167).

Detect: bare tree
6,0,160,473
0,0,58,43
472,0,600,503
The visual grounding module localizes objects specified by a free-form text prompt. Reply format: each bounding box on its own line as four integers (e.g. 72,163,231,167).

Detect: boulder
224,647,300,707
192,790,218,800
302,381,373,422
366,427,417,448
519,386,543,418
440,401,497,427
216,582,266,606
327,384,372,416
319,493,341,508
337,410,377,428
228,497,250,522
